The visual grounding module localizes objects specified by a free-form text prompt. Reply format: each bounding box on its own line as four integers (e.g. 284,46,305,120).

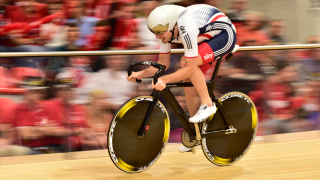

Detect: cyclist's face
155,31,172,44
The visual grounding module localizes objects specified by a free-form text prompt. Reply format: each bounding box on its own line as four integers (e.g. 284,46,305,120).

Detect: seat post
207,57,223,100
210,56,222,83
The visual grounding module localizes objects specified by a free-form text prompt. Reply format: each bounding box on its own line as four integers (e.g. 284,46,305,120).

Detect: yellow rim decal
213,155,231,164
118,100,137,119
118,158,134,172
163,117,169,143
251,106,257,129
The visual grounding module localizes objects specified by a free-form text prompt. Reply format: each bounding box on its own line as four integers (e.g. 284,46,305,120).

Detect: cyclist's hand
152,77,166,91
127,71,143,82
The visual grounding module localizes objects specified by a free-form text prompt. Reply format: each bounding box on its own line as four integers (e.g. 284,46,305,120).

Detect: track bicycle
107,54,258,173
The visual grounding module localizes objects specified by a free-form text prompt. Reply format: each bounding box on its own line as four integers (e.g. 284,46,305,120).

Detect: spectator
66,0,100,48
59,23,81,51
4,0,48,23
229,40,275,78
283,45,305,83
83,89,113,148
11,77,69,154
108,2,137,49
87,55,136,111
0,0,8,19
225,0,248,29
84,20,112,72
0,131,32,157
40,0,67,49
94,0,118,20
236,11,269,46
0,97,32,157
268,20,286,45
55,55,93,104
84,0,95,17
302,48,320,80
126,30,157,67
84,20,112,51
302,79,320,130
45,78,102,151
302,36,319,59
0,0,57,68
46,23,81,77
263,62,301,134
0,97,17,142
135,0,158,49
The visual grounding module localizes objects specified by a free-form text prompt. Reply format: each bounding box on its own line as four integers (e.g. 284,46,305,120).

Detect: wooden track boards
1,138,320,180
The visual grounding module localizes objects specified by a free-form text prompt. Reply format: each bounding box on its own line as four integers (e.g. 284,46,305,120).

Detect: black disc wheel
108,96,170,173
201,92,258,166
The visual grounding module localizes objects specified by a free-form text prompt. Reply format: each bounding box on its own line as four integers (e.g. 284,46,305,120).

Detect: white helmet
147,5,187,34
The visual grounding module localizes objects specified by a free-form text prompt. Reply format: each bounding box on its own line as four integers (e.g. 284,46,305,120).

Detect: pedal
181,129,198,148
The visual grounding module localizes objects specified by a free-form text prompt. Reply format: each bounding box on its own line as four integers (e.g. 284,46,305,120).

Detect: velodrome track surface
1,134,320,180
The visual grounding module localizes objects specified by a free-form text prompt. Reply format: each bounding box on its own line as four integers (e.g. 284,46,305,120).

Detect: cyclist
127,4,238,152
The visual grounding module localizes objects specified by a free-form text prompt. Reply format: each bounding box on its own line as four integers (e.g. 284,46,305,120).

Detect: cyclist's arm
161,14,199,83
139,53,170,78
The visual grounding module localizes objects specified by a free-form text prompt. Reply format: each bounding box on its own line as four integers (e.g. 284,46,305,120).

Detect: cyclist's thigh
180,54,203,67
198,28,236,74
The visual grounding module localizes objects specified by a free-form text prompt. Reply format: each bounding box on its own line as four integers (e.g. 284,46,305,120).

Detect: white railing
0,44,320,57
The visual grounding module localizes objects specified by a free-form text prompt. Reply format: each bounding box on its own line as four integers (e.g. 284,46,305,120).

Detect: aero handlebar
127,61,166,85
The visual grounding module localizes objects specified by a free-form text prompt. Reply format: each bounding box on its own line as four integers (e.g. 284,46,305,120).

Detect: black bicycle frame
128,56,232,139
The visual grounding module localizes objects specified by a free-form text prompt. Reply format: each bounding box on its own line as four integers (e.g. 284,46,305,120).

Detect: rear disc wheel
201,92,258,166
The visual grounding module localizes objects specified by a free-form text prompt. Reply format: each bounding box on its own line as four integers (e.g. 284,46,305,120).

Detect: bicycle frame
133,56,233,139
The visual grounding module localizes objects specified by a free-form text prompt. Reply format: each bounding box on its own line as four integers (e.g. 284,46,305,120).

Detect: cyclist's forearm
141,53,170,78
141,67,159,78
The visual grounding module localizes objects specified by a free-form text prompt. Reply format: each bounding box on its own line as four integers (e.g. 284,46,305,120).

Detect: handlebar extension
127,61,166,84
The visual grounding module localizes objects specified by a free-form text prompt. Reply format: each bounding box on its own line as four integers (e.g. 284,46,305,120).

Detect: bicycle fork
137,89,159,138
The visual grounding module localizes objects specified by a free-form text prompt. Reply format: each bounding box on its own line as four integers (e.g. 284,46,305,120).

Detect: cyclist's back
178,4,236,42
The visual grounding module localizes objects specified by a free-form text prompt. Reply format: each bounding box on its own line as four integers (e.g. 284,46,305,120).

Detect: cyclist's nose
156,34,162,39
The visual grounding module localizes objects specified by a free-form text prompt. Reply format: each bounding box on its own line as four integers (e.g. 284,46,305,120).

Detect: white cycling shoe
179,146,195,153
189,103,216,123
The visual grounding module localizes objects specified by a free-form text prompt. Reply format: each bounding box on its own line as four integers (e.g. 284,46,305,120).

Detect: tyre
201,92,258,166
108,96,170,173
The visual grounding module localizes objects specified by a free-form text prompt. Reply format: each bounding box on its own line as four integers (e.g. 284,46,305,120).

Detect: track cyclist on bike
127,4,239,152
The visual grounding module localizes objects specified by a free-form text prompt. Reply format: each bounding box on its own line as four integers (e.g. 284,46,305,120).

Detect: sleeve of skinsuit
177,11,199,58
159,39,171,54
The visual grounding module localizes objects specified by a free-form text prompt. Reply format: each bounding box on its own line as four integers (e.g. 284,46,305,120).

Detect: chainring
181,129,198,148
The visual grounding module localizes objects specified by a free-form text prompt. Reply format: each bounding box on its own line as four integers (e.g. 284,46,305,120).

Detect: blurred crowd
0,0,320,157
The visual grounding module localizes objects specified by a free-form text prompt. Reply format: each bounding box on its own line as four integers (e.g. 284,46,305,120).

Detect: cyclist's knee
182,78,190,83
